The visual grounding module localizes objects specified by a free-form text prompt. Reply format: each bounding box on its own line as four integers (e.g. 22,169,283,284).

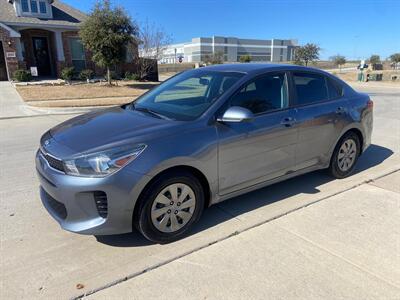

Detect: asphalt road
0,84,399,299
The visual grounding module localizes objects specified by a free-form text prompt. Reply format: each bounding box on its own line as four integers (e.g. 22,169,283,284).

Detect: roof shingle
0,0,87,28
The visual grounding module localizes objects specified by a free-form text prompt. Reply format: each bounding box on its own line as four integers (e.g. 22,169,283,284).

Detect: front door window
69,39,86,73
32,37,51,76
229,72,289,114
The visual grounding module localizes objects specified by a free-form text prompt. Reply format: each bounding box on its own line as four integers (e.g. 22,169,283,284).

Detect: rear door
217,71,298,195
290,71,349,170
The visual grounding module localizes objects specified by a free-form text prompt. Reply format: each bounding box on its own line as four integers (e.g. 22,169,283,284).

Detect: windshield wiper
131,104,172,120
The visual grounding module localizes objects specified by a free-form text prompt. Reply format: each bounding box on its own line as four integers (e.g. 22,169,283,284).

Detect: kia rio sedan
36,64,373,243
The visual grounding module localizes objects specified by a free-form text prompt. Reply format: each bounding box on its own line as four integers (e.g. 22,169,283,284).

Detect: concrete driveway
0,84,399,299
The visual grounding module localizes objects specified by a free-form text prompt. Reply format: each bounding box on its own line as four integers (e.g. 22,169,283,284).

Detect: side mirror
217,106,254,123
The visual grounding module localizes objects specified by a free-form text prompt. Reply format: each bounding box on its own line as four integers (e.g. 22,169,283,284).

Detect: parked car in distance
36,64,373,243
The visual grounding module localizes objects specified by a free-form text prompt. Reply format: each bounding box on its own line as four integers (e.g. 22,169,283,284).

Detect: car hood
49,106,180,154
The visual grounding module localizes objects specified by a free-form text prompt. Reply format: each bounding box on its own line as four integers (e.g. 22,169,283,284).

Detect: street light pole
174,48,177,71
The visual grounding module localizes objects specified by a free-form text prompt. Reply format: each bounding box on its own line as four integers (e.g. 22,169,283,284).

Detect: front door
0,42,8,81
32,37,51,76
217,72,298,195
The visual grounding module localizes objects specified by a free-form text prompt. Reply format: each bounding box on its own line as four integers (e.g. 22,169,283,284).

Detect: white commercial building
158,36,299,64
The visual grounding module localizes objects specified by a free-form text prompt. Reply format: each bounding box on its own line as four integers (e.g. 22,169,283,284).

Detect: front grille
94,191,108,218
42,188,67,220
41,150,64,172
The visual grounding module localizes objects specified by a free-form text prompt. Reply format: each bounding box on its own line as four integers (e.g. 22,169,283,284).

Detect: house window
39,1,47,13
69,39,86,72
30,0,38,13
20,0,50,16
21,0,29,12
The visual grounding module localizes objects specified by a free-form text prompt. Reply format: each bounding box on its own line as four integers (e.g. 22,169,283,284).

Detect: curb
0,106,109,120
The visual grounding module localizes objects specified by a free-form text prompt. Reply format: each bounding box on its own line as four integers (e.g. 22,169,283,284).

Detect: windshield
133,70,244,121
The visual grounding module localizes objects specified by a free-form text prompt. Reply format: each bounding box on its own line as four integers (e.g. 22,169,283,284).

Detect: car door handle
281,117,296,127
336,106,346,114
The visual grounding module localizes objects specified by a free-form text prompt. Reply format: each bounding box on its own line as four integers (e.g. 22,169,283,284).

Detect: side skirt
211,164,325,205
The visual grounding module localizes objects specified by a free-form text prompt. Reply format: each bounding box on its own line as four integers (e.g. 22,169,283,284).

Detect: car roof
199,63,326,74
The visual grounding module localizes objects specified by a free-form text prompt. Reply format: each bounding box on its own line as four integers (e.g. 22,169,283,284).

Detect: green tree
389,53,400,69
239,55,252,63
294,43,320,66
369,54,380,65
330,54,346,71
389,53,400,64
204,51,224,65
79,0,138,84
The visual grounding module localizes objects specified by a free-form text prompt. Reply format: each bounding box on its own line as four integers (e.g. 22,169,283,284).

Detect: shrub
13,69,32,82
239,55,252,63
61,67,75,81
132,73,141,80
79,69,94,81
124,71,141,80
203,51,224,65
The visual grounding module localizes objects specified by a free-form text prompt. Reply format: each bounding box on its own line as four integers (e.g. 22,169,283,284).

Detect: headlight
63,144,146,177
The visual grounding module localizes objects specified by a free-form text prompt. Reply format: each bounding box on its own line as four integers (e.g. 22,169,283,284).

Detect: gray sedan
36,64,373,243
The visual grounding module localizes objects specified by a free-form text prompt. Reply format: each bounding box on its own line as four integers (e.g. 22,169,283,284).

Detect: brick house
0,0,155,81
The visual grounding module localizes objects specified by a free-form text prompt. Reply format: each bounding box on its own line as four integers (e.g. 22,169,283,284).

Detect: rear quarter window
326,77,343,99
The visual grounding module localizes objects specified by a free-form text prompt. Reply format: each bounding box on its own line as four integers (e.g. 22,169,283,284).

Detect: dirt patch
331,70,400,83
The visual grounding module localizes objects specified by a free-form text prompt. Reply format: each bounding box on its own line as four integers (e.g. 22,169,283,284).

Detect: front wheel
134,170,205,243
329,132,361,179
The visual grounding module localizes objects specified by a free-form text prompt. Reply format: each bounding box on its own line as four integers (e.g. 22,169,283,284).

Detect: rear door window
293,72,329,105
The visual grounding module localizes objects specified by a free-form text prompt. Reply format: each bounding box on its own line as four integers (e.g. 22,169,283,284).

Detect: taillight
367,99,374,109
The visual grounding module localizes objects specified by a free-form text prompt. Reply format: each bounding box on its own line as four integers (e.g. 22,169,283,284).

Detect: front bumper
36,150,151,235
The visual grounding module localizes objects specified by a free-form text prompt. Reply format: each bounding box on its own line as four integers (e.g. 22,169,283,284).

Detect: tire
329,132,361,179
134,170,205,243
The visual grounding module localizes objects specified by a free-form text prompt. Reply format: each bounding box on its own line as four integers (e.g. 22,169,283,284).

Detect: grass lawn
16,80,159,102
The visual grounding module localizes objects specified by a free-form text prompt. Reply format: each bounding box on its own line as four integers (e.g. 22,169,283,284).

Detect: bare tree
135,20,172,80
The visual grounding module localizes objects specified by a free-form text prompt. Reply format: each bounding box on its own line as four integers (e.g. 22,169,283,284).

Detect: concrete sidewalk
86,171,400,300
0,82,95,119
0,81,29,118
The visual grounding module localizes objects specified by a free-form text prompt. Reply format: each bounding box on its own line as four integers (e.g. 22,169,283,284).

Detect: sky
65,0,399,60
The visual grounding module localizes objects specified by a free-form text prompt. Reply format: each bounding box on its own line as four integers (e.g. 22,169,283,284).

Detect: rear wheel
134,170,204,243
329,132,361,178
